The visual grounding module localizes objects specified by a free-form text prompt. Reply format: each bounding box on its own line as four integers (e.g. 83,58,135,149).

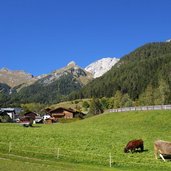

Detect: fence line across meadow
0,141,111,167
0,141,167,168
108,104,171,113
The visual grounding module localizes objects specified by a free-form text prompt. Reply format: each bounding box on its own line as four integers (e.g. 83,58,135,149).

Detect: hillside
0,61,93,106
73,42,171,101
0,110,171,170
9,62,93,105
0,83,11,94
0,68,37,88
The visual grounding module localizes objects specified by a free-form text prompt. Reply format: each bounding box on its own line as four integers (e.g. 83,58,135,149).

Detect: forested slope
70,42,171,103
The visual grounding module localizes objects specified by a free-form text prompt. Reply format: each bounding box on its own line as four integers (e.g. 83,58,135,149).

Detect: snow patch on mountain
85,57,119,78
166,39,171,43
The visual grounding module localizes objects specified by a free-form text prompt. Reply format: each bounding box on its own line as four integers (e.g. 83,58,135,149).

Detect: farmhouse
24,111,38,120
49,107,85,119
19,111,41,126
0,108,19,122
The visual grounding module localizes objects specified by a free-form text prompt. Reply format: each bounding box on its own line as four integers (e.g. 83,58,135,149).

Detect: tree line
83,78,170,115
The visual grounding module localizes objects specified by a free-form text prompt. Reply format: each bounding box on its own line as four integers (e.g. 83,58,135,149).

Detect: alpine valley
0,58,118,106
1,40,171,107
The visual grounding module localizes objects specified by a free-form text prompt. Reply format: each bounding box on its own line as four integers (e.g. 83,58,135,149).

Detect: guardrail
108,105,171,113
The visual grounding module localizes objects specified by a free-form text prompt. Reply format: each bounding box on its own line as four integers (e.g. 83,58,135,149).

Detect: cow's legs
154,144,158,159
140,144,144,152
159,154,166,162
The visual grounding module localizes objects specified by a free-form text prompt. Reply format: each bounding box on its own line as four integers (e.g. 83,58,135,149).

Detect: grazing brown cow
154,140,171,161
124,139,144,153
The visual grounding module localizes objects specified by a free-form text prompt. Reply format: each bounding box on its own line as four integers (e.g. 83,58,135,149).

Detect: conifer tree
100,97,109,110
113,90,122,108
139,84,154,105
89,98,103,115
154,79,170,105
108,97,114,109
82,101,90,111
121,93,133,107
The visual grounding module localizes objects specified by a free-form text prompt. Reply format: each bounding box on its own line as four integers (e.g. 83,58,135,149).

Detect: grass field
0,110,171,170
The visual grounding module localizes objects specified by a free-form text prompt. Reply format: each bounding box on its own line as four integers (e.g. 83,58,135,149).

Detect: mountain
166,39,171,42
0,68,37,88
36,61,93,86
0,57,120,105
85,57,119,78
70,42,171,101
2,41,171,106
0,83,11,94
8,62,93,105
0,57,119,89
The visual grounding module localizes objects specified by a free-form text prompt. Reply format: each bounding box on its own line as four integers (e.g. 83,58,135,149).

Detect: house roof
44,108,51,112
0,108,16,113
49,107,76,114
24,111,38,116
49,107,86,115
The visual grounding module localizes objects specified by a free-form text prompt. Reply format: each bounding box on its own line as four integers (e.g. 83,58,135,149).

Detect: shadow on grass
22,125,42,128
142,149,148,153
32,125,42,128
127,149,149,153
160,154,171,161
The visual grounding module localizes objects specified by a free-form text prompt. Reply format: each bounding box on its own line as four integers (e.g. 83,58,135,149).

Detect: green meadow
0,110,171,171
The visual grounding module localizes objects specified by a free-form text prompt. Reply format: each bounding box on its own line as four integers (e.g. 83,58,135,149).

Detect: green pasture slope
0,110,171,171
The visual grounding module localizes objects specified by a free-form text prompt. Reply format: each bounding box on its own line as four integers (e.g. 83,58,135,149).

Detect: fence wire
0,141,170,168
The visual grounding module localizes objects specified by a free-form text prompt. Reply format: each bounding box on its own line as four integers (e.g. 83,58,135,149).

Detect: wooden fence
0,141,112,167
0,141,164,168
108,105,171,113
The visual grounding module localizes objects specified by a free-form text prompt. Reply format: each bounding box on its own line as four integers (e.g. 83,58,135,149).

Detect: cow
124,139,144,153
154,140,171,161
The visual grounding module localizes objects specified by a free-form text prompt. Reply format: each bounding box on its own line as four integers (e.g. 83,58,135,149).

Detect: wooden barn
0,108,18,122
49,107,85,119
24,111,38,120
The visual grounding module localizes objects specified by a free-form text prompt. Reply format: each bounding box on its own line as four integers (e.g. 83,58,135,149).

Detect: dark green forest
69,42,171,104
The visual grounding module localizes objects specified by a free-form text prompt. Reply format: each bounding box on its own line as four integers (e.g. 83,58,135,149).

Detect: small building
24,111,38,120
19,111,39,126
0,108,19,122
49,107,85,119
44,117,55,124
44,108,51,113
43,114,51,120
35,116,43,123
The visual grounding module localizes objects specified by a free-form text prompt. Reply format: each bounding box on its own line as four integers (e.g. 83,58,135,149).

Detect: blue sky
0,0,171,76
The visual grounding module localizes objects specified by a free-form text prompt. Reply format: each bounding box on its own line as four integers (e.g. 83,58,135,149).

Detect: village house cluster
0,107,85,126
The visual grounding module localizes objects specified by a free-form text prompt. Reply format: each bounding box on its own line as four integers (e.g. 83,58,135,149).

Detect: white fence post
109,152,112,167
57,148,60,159
9,142,12,153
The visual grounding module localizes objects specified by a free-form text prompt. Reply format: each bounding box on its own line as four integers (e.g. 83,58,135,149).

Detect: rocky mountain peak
85,57,119,78
67,61,76,67
38,61,93,86
0,68,37,88
0,67,9,72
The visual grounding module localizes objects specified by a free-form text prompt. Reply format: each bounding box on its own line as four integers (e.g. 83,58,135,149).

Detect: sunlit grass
0,110,171,170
